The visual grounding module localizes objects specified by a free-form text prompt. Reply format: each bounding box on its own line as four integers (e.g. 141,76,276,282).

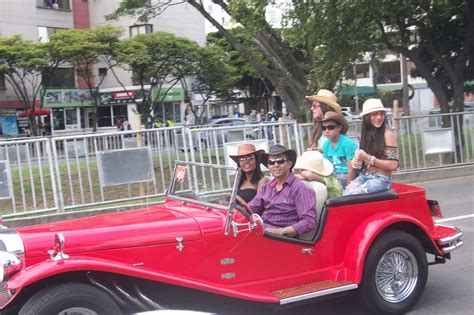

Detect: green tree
49,26,123,131
189,45,240,123
345,0,473,114
109,0,307,115
110,0,473,116
114,32,202,123
207,27,275,109
0,35,63,135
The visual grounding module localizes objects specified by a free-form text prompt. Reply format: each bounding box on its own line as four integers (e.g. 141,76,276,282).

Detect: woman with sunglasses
344,99,399,195
305,89,342,150
230,144,268,203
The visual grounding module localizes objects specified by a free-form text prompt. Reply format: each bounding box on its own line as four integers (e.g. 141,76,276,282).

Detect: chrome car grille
0,281,11,307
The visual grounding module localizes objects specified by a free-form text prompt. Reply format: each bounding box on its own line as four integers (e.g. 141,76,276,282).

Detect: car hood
16,204,204,258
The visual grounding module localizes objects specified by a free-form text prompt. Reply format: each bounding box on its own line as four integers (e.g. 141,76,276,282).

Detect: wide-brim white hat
294,150,334,177
359,98,388,117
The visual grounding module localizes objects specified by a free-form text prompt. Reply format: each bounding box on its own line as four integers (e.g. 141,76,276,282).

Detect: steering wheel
235,195,253,215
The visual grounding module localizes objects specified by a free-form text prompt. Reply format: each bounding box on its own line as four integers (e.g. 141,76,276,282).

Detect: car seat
299,180,327,240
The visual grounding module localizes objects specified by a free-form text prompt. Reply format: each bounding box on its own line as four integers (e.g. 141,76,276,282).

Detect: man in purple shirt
248,145,316,237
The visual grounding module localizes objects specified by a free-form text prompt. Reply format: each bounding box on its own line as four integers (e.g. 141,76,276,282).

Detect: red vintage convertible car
0,161,463,314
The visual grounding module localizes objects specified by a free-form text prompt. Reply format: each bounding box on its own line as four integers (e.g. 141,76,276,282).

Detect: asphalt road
141,176,474,315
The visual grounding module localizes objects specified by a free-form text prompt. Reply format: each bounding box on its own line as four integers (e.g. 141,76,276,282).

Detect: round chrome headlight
0,252,22,282
0,229,25,282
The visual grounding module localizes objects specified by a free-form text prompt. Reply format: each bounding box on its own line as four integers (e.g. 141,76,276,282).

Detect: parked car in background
194,118,258,149
202,117,250,127
0,161,463,315
464,100,474,111
341,110,360,122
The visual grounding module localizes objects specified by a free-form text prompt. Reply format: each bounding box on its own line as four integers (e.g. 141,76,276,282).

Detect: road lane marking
435,214,474,223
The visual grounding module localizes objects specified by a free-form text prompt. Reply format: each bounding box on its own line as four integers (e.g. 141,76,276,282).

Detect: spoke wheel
359,230,428,315
375,247,418,303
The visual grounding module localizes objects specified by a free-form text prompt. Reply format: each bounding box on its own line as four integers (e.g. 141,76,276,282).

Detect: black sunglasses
322,124,338,131
267,158,287,166
238,155,255,162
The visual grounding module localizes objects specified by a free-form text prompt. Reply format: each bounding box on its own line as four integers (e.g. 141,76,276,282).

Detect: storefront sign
0,110,19,136
43,89,95,108
100,90,141,105
153,87,185,102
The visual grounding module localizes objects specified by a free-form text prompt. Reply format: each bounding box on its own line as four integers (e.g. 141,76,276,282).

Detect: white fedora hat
294,150,334,177
359,98,388,117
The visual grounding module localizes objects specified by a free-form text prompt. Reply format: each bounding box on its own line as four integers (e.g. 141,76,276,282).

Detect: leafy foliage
0,35,64,135
207,27,274,102
111,0,472,116
49,26,123,130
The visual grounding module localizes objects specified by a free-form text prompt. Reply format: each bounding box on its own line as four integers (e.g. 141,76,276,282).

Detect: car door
224,222,315,284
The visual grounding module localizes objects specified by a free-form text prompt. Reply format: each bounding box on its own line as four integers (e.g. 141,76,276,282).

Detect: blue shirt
323,134,358,174
248,172,316,235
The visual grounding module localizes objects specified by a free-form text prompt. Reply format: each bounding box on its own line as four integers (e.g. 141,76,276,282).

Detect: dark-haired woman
306,89,342,150
230,144,269,203
344,98,399,195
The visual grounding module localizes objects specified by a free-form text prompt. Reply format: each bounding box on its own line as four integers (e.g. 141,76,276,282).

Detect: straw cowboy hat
321,112,349,135
359,98,388,117
294,150,334,177
305,89,342,114
229,143,264,164
261,145,297,170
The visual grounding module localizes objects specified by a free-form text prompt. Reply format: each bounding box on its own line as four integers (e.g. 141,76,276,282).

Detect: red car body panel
1,178,461,310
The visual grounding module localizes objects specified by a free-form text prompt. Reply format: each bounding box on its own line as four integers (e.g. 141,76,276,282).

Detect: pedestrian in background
184,104,195,126
115,116,123,130
256,109,264,123
248,110,257,122
306,89,341,150
121,117,131,131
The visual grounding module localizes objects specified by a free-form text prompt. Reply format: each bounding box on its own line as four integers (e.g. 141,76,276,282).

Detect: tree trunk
186,0,307,115
369,52,379,96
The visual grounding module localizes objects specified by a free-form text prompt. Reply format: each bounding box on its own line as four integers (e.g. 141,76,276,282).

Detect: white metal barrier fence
298,112,474,171
1,113,472,218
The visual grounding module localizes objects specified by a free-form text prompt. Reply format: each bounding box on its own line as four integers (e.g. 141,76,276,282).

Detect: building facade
341,53,435,114
0,0,205,136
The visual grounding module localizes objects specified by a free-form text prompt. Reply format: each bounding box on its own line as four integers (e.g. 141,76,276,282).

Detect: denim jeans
343,172,392,195
335,173,348,189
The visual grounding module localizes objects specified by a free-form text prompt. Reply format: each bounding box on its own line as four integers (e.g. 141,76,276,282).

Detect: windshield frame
167,160,241,211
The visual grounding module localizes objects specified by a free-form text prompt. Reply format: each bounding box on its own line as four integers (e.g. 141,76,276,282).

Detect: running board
273,280,358,305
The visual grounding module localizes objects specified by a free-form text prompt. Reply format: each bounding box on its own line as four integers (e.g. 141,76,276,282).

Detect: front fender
6,256,279,303
343,212,433,284
6,256,155,290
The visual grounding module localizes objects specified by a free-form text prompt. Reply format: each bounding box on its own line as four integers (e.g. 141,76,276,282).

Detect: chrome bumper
437,228,463,254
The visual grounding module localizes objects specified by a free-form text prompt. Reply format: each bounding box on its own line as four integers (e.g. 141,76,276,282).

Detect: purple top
248,172,316,235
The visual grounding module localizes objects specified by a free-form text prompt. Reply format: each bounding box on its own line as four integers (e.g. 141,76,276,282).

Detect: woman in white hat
230,143,268,202
344,98,399,195
305,89,342,150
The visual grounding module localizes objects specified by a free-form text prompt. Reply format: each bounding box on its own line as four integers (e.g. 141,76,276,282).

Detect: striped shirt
248,172,316,235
